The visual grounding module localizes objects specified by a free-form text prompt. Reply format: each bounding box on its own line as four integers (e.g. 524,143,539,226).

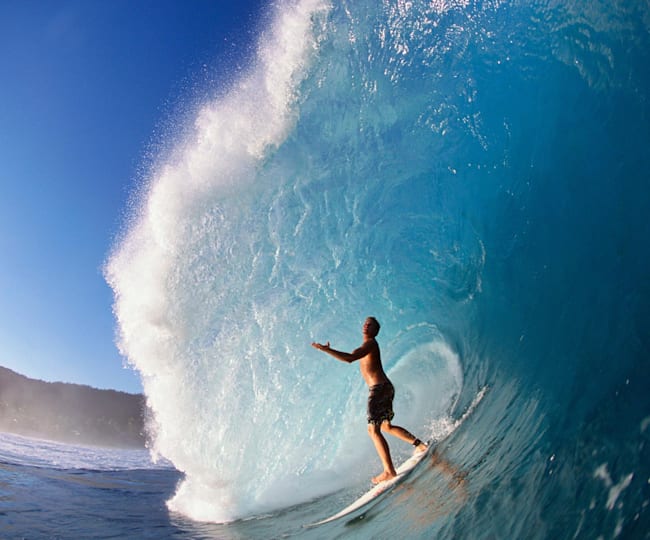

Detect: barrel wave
105,0,650,536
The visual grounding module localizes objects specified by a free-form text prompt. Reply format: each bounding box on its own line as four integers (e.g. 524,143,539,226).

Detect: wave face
106,0,650,533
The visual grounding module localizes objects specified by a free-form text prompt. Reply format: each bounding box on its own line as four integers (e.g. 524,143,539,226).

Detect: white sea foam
106,0,339,523
0,432,168,471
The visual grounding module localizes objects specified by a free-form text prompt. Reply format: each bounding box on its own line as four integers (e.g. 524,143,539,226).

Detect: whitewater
3,0,649,538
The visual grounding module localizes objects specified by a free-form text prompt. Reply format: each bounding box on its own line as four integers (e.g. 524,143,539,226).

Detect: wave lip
106,0,332,523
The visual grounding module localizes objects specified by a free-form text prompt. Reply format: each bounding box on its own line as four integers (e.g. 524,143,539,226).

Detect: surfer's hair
368,317,380,334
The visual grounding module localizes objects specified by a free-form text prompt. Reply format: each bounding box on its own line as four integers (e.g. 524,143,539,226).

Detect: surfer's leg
381,421,428,453
367,422,397,484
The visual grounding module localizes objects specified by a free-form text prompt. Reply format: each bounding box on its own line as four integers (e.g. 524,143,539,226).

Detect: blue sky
0,0,264,393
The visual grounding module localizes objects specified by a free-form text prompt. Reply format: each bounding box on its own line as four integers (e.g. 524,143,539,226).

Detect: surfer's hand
312,341,330,351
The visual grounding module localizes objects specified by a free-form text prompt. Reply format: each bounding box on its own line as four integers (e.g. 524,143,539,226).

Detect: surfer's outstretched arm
311,341,370,363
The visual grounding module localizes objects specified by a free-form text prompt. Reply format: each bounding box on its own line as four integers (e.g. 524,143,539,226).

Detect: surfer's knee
367,423,381,437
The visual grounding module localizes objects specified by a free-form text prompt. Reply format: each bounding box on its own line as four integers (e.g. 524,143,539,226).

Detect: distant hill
0,366,146,448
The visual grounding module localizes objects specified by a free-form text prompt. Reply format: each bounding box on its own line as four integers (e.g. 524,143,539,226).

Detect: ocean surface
4,0,650,538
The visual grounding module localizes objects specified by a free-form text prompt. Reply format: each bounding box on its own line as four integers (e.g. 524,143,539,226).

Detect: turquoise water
85,0,650,537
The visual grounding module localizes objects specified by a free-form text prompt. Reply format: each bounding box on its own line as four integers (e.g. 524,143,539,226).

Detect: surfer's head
363,317,381,337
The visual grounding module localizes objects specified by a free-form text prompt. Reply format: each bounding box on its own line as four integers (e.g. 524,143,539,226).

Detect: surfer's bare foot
371,470,396,485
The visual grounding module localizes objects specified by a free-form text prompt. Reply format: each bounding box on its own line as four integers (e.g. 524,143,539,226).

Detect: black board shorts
367,381,395,425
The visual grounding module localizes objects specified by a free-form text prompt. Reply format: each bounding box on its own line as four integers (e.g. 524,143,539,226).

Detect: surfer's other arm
311,341,370,363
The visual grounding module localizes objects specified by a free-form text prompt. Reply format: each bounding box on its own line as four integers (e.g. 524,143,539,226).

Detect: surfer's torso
358,337,390,387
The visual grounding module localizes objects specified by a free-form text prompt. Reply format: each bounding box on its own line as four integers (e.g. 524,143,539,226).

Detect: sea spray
106,0,336,522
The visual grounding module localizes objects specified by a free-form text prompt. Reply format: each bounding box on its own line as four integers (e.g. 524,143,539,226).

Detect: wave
106,0,650,533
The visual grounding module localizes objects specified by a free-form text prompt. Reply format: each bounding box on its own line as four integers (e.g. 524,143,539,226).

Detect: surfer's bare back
312,316,427,484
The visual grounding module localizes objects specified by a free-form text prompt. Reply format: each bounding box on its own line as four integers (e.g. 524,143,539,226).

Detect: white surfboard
307,443,432,527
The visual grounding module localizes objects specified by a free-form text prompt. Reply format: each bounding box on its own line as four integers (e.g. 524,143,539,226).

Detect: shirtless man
312,316,427,484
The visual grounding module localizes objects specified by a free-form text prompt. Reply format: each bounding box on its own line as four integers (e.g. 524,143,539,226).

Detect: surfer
312,316,428,484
